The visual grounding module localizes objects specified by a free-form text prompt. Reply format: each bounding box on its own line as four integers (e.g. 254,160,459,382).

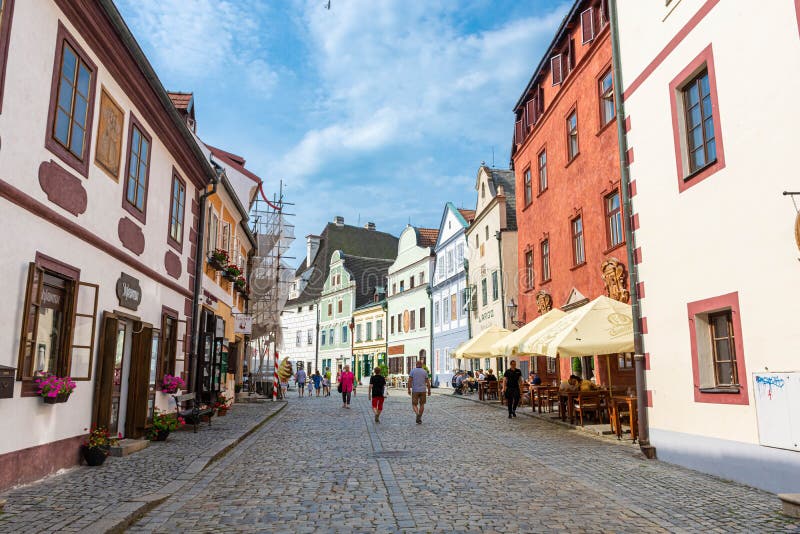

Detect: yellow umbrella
454,325,512,359
489,308,567,357
521,295,634,359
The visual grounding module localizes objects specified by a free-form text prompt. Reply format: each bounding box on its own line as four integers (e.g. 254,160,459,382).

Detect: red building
511,0,632,387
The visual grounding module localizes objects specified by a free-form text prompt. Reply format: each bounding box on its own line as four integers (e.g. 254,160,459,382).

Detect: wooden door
92,313,119,430
125,325,152,439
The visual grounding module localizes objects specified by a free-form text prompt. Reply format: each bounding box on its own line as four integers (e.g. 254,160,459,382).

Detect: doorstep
109,438,150,457
779,494,800,519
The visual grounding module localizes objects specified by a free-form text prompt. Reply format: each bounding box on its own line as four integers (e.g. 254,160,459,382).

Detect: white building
616,0,800,493
0,0,214,490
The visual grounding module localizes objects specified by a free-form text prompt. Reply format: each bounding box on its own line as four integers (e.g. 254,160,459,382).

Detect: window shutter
567,39,575,72
69,281,99,380
514,119,524,145
17,263,45,380
92,313,119,429
525,98,536,128
581,8,595,43
551,55,563,85
537,85,545,117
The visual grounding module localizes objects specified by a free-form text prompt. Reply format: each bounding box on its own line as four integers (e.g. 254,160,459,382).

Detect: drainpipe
189,159,220,396
495,229,508,372
426,284,434,385
609,0,655,458
314,302,320,373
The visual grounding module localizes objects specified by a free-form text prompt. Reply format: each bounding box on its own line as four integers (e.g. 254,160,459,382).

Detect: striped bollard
273,350,279,401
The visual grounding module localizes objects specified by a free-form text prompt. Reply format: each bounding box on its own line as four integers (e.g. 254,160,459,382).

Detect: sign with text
115,272,141,311
234,314,253,334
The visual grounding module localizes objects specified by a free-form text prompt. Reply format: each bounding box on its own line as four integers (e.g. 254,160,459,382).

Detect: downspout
314,302,320,373
609,0,655,458
495,229,508,373
189,160,220,396
427,284,434,385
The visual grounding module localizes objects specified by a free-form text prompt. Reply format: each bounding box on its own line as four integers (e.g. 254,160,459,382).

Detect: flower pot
43,393,70,404
209,257,226,271
81,446,108,466
217,407,228,417
152,429,170,442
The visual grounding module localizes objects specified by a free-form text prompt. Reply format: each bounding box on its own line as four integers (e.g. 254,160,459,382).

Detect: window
0,0,15,113
419,271,425,285
682,70,716,174
327,303,333,316
419,308,426,328
434,302,440,326
551,54,563,85
392,283,396,295
538,150,547,193
523,168,532,206
168,172,186,250
541,240,551,282
321,330,326,346
481,182,486,198
709,312,737,386
17,254,98,384
581,7,595,43
410,276,415,289
481,278,488,307
525,251,534,289
206,208,218,255
400,281,405,292
376,319,383,339
366,322,373,341
296,331,302,347
442,297,449,324
572,216,585,265
475,235,479,248
337,300,343,314
355,324,362,342
567,110,579,161
221,222,231,255
491,271,499,301
456,244,464,266
397,314,402,333
450,295,457,321
547,356,557,374
599,69,615,126
391,315,395,334
330,328,335,344
123,118,152,222
307,329,313,345
605,191,623,248
410,310,416,330
485,226,489,241
46,24,97,177
618,353,634,370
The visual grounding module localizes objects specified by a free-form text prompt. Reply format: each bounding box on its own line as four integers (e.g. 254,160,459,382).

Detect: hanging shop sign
215,316,225,338
115,272,141,311
234,314,253,334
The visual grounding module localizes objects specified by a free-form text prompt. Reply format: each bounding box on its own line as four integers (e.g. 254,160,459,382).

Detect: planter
208,256,226,271
222,272,237,281
43,393,70,404
81,445,108,466
217,407,228,417
151,429,170,441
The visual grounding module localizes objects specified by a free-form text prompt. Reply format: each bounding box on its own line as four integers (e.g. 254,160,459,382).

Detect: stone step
109,438,150,457
779,493,800,518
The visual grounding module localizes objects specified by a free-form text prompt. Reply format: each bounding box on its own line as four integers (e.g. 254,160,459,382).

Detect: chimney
333,215,345,227
306,234,321,269
497,184,505,196
364,222,376,231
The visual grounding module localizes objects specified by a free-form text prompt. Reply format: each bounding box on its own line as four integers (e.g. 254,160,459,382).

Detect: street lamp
507,298,525,328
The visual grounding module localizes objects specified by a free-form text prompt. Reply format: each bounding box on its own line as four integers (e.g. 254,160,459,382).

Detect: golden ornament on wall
535,290,553,314
95,88,124,180
601,257,630,303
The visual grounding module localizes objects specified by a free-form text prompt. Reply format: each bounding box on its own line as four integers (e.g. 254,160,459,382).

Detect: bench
172,392,213,433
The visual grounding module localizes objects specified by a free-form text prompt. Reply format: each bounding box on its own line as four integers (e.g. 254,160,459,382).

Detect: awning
453,326,512,359
520,295,634,358
489,308,566,357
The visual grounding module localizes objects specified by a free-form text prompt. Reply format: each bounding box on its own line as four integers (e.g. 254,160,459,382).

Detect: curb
100,402,288,534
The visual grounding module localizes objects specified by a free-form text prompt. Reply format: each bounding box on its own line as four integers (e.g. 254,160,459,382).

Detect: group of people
292,367,332,397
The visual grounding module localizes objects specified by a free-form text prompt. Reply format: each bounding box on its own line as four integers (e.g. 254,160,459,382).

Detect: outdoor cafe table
609,395,638,442
558,389,610,424
477,380,487,400
530,385,559,413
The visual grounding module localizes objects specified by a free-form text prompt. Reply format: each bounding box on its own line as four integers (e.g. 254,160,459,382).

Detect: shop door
362,355,372,380
110,320,131,436
124,325,153,439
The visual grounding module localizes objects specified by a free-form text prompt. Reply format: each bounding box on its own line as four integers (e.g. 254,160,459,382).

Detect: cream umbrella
454,325,512,359
490,308,567,357
521,295,634,359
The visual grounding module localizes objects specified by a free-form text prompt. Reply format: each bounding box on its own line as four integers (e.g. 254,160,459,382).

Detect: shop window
17,255,98,388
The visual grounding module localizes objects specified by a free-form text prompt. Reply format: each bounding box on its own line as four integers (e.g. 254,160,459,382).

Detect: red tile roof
167,92,193,111
416,228,439,248
208,144,262,185
458,209,476,223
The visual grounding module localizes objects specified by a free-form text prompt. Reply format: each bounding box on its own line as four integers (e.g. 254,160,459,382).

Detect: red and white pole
273,350,279,401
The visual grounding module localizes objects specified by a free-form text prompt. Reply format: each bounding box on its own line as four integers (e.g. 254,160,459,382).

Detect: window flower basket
208,249,229,271
234,276,246,290
36,375,76,404
223,264,242,281
81,427,119,466
160,374,186,394
147,409,185,441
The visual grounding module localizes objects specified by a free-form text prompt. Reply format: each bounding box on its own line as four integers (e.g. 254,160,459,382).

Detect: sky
115,0,569,265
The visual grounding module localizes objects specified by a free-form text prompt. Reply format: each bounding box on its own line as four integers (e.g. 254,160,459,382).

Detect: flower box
36,375,76,403
208,249,229,271
43,392,70,404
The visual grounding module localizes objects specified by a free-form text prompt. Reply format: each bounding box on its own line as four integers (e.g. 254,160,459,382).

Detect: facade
511,0,631,386
386,226,438,376
0,0,215,490
465,166,518,374
431,203,473,386
279,218,397,375
352,289,388,385
616,0,800,492
318,251,393,382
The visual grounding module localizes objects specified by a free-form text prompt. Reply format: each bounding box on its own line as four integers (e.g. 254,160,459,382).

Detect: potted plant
147,409,185,441
35,375,76,404
160,374,186,394
223,264,241,281
234,276,246,292
208,248,229,271
215,393,230,416
81,427,118,466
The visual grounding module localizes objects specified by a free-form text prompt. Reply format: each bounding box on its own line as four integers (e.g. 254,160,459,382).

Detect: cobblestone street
125,391,798,533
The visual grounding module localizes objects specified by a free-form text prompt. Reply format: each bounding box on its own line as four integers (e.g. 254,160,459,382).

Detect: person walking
368,367,387,423
312,370,322,397
503,359,523,418
340,365,355,408
296,367,307,398
407,360,431,424
323,369,331,397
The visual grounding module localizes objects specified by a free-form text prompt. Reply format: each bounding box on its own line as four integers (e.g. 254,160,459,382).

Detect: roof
415,228,440,248
458,209,476,224
208,144,262,185
485,167,517,231
286,223,399,306
340,255,394,309
167,91,193,112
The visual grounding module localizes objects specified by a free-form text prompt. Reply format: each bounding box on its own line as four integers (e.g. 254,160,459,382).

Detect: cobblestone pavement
128,391,798,534
0,401,285,534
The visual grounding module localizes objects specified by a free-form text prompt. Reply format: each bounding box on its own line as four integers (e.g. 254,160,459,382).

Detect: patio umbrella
520,295,634,359
489,308,567,357
453,325,512,359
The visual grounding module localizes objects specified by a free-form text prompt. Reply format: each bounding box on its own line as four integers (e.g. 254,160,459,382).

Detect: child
307,380,313,397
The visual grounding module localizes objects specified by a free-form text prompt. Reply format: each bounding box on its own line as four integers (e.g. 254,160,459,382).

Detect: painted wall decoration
753,372,800,452
95,88,124,180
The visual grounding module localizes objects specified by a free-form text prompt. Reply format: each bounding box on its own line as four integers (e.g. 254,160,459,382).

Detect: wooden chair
573,391,607,426
540,387,559,413
485,381,499,400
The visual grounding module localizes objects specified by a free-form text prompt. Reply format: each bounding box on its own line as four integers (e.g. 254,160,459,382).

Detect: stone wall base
0,434,85,492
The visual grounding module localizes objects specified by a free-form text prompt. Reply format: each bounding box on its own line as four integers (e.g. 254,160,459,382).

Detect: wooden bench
172,392,213,433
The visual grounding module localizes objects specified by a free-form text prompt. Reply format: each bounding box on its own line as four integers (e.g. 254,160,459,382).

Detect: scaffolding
248,181,295,392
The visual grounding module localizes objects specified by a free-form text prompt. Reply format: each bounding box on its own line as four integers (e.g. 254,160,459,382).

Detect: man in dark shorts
368,367,387,423
503,359,523,418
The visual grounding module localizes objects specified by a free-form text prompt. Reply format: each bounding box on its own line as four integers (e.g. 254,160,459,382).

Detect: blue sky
115,0,568,264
